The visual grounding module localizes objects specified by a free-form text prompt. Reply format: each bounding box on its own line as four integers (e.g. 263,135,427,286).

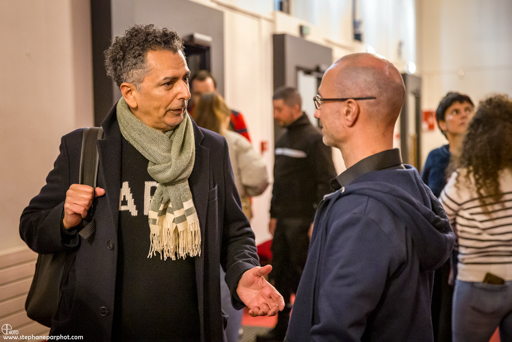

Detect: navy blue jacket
20,104,259,341
421,144,451,197
286,166,455,341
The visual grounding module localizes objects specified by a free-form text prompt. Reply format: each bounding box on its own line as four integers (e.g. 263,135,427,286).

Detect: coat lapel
188,121,209,341
190,130,209,240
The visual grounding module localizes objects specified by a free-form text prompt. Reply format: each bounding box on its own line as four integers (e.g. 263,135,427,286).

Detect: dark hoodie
286,165,455,342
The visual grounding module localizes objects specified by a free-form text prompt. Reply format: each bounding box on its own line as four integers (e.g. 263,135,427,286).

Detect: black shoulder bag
25,127,103,327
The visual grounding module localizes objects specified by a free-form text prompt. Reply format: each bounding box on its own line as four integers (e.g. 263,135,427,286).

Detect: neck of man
339,130,394,169
288,111,303,125
446,132,465,156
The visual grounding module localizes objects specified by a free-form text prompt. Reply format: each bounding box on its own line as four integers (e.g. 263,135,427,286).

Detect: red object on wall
261,140,268,153
423,110,436,131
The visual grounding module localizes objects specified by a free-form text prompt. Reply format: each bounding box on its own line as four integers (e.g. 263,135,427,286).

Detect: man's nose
178,81,191,100
314,108,321,119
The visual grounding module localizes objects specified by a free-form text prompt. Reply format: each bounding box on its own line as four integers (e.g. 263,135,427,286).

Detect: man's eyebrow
161,72,191,82
161,76,179,82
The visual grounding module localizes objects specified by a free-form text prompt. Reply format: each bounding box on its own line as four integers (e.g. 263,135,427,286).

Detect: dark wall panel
91,0,113,126
273,34,332,90
273,34,332,140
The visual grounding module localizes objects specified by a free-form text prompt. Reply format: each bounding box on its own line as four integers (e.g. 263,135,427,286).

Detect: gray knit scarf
117,97,201,260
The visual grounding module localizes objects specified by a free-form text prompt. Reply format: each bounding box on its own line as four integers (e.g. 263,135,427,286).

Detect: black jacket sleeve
20,131,82,254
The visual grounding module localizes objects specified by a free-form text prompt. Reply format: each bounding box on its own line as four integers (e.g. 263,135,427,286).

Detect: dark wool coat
20,104,259,341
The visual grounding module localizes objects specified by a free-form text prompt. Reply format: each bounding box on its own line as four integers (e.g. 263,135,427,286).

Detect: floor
238,307,502,342
239,307,276,342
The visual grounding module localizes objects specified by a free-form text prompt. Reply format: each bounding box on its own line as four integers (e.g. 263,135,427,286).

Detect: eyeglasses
313,94,377,110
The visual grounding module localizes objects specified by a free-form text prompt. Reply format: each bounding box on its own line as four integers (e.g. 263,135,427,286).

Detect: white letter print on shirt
144,181,158,215
119,181,138,216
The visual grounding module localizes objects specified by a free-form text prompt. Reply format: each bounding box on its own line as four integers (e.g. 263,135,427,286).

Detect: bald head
330,53,405,127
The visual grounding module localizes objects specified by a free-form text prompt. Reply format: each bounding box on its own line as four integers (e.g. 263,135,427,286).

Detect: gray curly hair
104,24,184,89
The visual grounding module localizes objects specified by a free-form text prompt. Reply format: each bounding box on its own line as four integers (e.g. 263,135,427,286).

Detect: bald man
285,53,455,341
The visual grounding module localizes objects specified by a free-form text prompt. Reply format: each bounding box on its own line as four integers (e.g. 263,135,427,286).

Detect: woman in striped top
440,94,512,342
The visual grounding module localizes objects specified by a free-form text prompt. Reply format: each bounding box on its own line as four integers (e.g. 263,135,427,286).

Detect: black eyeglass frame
313,94,377,110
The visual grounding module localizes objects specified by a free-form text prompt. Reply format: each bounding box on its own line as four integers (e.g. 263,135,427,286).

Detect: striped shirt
440,168,512,282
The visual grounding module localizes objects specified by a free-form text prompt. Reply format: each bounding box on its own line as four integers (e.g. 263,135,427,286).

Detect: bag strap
78,127,103,240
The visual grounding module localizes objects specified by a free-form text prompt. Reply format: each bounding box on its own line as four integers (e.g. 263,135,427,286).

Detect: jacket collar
286,113,311,130
332,148,404,190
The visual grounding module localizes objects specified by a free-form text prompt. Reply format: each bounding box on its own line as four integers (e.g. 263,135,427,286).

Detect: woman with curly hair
440,94,512,341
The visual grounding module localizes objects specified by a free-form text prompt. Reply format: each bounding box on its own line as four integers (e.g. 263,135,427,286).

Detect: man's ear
438,120,447,132
120,82,138,109
292,104,301,116
343,99,360,127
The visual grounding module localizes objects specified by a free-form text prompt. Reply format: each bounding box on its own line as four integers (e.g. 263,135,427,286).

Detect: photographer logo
1,324,19,335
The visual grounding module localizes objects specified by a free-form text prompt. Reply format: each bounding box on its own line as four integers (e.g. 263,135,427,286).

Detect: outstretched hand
236,265,285,317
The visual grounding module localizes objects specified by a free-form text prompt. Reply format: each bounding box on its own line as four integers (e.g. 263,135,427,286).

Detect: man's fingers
267,304,279,316
65,203,88,218
63,184,99,229
257,264,273,277
268,290,285,310
248,306,261,317
95,187,106,197
67,185,97,208
261,302,271,314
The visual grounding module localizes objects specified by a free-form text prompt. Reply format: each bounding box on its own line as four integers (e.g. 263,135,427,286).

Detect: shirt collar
331,148,403,190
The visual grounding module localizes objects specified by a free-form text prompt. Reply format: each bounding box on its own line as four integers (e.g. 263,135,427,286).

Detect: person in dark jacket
286,53,455,341
421,91,474,342
422,92,474,198
19,24,284,342
257,87,336,341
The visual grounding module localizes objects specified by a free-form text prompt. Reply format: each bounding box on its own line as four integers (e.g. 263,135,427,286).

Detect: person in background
422,92,474,197
422,91,474,342
190,70,251,141
257,87,336,342
195,92,268,215
440,94,512,342
286,53,454,341
195,92,269,342
19,24,283,341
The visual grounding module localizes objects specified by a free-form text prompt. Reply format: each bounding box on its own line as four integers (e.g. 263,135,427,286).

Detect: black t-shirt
112,136,200,341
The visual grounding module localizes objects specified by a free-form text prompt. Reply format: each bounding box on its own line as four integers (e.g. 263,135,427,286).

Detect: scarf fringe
148,216,201,261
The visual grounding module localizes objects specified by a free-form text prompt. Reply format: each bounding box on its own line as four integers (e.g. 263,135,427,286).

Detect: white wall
222,8,275,244
418,0,512,167
293,0,353,45
359,0,417,66
0,0,93,253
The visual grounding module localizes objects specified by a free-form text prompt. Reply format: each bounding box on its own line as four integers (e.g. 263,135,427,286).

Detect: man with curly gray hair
20,24,284,341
